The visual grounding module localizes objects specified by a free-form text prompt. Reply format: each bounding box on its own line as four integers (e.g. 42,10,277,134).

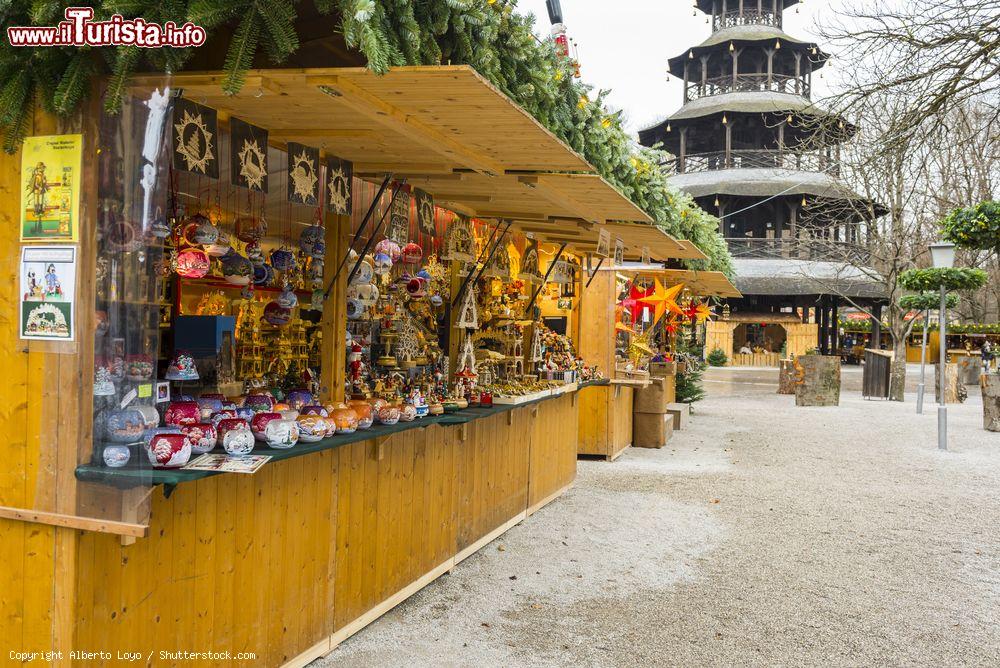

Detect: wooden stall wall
73,395,577,666
0,103,100,660
576,269,632,458
704,320,736,360
784,323,818,358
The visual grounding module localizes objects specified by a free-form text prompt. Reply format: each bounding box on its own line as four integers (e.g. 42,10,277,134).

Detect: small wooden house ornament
519,237,541,284
482,244,511,279
457,335,477,375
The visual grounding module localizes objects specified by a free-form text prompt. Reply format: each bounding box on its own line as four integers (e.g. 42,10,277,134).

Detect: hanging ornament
235,216,267,243
277,285,298,309
204,230,231,257
245,240,264,266
221,253,253,286
373,252,393,276
270,247,296,272
150,209,171,239
401,242,423,265
299,224,325,257
262,302,292,326
351,257,374,284
374,239,402,263
253,264,274,286
175,248,210,279
456,286,479,329
442,217,475,262
192,215,220,245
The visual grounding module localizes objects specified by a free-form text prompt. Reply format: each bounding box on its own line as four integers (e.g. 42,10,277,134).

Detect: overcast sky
515,0,838,134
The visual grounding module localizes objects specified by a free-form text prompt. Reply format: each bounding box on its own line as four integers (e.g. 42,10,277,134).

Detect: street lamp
929,241,956,450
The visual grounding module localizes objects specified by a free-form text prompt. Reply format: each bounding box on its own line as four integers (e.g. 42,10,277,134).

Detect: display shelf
75,388,578,494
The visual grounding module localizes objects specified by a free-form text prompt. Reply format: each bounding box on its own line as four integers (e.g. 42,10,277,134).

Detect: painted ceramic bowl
299,225,325,256
125,354,154,381
130,404,159,430
277,287,298,309
279,409,299,421
300,404,328,417
251,412,282,441
245,393,275,413
197,397,224,419
253,264,274,286
263,302,292,327
376,405,400,426
264,418,299,449
331,405,359,434
181,423,218,455
143,426,182,448
204,230,231,257
166,351,199,381
102,444,131,468
235,216,267,243
286,389,314,411
273,402,290,412
348,400,373,429
296,415,327,442
106,409,147,443
399,404,417,422
221,253,253,286
192,217,220,245
370,398,387,414
270,247,296,272
374,239,401,262
146,433,192,469
218,419,254,456
210,409,238,428
235,406,256,422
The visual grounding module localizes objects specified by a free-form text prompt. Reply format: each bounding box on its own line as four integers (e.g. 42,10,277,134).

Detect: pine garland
0,0,734,272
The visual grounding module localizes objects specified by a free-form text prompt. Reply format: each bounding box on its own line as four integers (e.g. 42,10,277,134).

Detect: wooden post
725,123,732,168
683,62,690,102
766,49,774,88
679,127,688,173
831,299,839,354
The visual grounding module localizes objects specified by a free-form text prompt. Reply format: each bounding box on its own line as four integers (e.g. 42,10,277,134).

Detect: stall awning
624,266,742,298
403,172,652,225
132,65,658,225
133,65,591,175
512,221,706,262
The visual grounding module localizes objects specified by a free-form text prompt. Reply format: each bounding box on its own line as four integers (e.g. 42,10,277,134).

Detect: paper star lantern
619,283,653,322
639,280,685,326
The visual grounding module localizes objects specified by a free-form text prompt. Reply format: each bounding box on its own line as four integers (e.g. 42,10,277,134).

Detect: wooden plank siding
71,394,577,665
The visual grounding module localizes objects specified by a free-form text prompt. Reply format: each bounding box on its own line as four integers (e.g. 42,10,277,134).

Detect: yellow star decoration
639,280,685,326
693,302,713,322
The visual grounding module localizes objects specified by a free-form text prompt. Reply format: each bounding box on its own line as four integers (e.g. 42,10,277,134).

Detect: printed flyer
20,134,83,242
19,245,77,341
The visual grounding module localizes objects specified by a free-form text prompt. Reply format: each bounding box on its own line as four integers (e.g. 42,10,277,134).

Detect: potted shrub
706,347,728,367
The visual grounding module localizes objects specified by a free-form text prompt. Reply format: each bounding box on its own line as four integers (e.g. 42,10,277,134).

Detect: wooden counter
71,392,578,666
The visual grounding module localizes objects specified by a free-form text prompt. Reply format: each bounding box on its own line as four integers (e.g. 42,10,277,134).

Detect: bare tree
817,0,1000,144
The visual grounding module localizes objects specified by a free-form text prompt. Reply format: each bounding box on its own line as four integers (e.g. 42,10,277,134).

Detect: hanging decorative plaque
173,98,219,178
387,185,411,244
415,188,436,237
230,117,268,192
287,143,319,205
326,155,353,215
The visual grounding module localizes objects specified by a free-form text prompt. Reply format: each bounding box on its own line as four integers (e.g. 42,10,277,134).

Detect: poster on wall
596,227,611,258
387,185,412,244
286,142,319,205
19,245,76,341
172,98,219,178
326,155,353,215
229,117,269,192
613,238,625,265
20,134,82,242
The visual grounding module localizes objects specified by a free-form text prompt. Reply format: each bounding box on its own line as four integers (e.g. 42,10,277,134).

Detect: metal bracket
526,242,567,312
323,173,392,300
585,257,605,288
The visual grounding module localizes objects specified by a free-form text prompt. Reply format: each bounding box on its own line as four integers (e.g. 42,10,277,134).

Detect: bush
706,348,729,366
899,267,989,292
941,201,1000,252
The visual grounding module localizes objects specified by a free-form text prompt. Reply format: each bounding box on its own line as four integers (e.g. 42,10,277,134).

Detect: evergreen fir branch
104,46,141,113
257,0,299,63
53,50,93,115
222,7,262,94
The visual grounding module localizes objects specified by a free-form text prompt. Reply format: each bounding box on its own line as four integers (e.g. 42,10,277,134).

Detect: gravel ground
318,366,1000,667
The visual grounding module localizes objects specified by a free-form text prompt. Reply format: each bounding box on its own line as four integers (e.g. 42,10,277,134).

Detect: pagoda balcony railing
685,73,809,101
726,238,871,265
673,149,840,176
713,8,781,31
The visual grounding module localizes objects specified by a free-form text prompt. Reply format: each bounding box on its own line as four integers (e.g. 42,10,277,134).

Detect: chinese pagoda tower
639,0,886,355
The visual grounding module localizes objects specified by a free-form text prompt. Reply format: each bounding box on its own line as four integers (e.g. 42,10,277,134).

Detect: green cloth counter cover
75,383,602,495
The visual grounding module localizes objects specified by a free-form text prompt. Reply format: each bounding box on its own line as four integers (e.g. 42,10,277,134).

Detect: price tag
120,388,137,409
137,383,152,399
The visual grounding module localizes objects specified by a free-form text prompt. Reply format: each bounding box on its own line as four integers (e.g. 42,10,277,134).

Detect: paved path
319,367,1000,667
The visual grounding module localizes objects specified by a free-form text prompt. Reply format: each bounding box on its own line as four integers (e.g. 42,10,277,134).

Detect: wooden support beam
0,505,149,538
519,176,598,223
310,76,507,176
269,129,377,140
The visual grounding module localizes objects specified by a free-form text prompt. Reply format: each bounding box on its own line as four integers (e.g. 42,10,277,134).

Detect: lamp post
929,241,956,450
916,308,929,414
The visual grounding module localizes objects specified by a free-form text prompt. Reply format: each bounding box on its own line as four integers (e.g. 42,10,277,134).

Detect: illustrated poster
19,245,76,341
20,134,82,242
415,188,436,236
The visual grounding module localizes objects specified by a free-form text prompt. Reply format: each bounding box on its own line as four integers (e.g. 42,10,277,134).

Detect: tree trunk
888,339,907,401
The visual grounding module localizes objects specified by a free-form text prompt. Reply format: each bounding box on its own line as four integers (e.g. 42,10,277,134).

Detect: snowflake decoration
174,109,214,174
238,138,267,190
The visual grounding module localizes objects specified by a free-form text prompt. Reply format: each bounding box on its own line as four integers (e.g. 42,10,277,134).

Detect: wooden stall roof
626,267,742,298
131,65,591,175
512,220,705,261
403,172,652,225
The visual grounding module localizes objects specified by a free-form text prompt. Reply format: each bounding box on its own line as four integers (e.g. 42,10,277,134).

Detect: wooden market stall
0,65,660,666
